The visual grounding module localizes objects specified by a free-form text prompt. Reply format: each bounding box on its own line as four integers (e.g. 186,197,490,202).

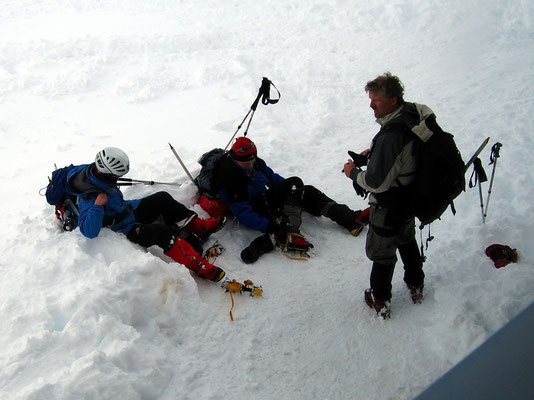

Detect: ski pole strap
419,225,433,263
469,158,488,188
244,78,280,136
251,77,281,111
489,142,502,164
261,78,280,105
224,77,280,147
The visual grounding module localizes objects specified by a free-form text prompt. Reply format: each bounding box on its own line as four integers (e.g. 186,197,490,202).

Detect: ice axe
168,142,196,185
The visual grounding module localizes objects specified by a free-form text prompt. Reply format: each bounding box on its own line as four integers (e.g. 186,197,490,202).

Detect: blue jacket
66,164,141,238
218,156,285,232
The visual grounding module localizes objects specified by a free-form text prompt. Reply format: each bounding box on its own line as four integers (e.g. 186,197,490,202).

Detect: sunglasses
235,142,256,153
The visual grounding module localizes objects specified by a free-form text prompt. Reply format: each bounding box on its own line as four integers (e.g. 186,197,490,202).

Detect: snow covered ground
1,1,533,399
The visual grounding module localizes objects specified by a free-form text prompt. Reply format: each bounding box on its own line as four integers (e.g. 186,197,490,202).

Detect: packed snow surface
1,1,533,399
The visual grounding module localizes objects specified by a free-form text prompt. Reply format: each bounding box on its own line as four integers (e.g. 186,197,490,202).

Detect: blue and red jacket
218,156,285,232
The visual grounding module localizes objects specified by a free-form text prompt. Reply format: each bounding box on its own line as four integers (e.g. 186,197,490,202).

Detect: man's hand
343,159,356,178
94,193,108,206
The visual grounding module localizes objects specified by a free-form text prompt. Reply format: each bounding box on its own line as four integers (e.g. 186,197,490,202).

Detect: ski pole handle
489,142,502,164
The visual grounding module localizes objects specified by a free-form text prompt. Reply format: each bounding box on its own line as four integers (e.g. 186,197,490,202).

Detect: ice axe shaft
168,143,196,185
465,137,490,172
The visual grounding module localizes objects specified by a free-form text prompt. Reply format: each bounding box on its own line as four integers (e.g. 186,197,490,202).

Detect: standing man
343,72,425,319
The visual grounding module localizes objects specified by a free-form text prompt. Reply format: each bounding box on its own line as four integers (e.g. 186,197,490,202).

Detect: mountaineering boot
174,213,197,230
399,239,425,296
241,233,275,264
364,289,391,319
176,230,204,255
407,284,424,304
164,237,226,282
321,202,370,237
186,215,227,239
350,207,370,236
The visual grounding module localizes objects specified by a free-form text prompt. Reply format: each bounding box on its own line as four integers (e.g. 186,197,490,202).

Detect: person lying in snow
66,147,226,282
218,136,370,263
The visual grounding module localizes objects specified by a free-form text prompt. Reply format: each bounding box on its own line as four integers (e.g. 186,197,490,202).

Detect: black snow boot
322,203,370,236
241,233,275,264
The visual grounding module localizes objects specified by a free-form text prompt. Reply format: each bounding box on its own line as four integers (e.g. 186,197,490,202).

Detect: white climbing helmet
95,147,130,177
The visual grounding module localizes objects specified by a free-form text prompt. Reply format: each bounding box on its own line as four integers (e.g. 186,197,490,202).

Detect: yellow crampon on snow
224,279,244,293
203,242,263,321
221,279,263,322
243,280,263,297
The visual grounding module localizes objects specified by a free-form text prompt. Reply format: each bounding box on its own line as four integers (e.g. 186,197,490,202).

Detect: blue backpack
44,165,80,231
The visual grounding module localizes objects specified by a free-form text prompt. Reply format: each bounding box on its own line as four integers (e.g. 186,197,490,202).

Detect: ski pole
168,143,196,185
470,158,488,223
117,177,182,187
477,173,485,223
223,77,280,151
483,142,502,223
224,108,254,151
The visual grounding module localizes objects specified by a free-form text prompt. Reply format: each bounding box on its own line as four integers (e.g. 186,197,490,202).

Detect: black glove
353,180,368,199
348,150,368,167
348,166,368,198
266,215,289,237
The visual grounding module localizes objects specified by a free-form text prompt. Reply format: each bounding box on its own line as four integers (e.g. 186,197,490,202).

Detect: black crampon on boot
364,289,391,319
240,233,275,264
407,284,424,304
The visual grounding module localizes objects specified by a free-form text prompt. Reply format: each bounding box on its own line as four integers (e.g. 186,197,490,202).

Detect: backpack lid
485,244,518,268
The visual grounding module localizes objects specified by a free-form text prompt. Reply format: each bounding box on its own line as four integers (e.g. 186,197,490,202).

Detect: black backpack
411,114,465,227
43,164,80,231
195,148,226,198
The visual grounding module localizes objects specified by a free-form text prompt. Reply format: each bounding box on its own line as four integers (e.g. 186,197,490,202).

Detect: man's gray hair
365,72,405,103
